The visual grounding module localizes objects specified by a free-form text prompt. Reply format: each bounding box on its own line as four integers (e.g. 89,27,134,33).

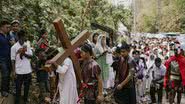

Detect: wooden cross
45,18,91,82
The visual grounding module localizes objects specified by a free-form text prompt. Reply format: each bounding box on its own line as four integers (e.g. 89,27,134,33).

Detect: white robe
145,58,155,90
105,50,115,88
56,58,78,104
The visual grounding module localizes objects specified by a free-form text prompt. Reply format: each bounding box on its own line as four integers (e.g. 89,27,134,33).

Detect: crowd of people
129,37,185,104
0,20,51,104
0,19,185,104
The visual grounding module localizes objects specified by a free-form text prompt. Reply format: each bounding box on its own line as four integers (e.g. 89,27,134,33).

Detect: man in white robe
51,58,78,104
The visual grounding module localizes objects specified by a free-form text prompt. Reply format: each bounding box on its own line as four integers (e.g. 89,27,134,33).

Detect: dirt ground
1,74,185,104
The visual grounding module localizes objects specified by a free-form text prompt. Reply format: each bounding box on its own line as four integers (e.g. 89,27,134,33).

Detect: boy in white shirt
149,58,166,104
11,30,33,104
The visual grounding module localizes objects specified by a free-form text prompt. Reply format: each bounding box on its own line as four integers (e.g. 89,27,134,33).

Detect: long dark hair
81,43,93,56
92,33,99,44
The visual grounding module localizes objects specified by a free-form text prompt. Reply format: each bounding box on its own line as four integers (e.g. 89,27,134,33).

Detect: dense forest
135,0,185,33
0,0,132,43
1,0,185,40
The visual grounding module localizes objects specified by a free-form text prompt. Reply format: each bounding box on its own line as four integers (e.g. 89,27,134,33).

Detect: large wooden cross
46,18,91,82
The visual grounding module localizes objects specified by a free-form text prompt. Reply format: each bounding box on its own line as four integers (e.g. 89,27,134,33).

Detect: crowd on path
0,19,185,104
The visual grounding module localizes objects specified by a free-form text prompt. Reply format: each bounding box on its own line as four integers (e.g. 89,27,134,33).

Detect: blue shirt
0,33,11,58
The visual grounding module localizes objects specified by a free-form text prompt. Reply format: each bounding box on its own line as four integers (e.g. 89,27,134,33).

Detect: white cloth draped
56,58,78,104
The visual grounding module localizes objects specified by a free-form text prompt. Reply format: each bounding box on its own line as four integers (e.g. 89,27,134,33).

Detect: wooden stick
0,97,6,104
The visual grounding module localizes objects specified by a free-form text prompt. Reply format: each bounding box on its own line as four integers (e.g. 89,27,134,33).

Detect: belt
170,75,181,80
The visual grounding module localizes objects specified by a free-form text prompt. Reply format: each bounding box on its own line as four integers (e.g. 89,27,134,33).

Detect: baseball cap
11,20,20,25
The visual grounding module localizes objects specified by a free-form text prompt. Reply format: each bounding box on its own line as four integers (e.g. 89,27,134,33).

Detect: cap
11,20,20,25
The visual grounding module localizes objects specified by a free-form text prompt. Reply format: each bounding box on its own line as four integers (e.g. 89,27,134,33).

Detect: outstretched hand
45,60,53,64
45,60,58,70
117,84,123,90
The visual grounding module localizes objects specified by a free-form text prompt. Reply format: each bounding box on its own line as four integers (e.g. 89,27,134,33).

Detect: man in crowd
0,20,11,97
9,20,20,45
132,50,147,103
164,46,185,104
114,42,136,104
80,43,104,104
150,58,166,104
11,30,33,104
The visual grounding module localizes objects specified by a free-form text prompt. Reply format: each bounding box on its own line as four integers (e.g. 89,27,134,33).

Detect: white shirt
151,64,166,82
11,42,33,74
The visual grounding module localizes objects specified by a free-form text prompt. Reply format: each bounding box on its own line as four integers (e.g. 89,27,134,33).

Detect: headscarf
95,34,108,55
146,53,155,69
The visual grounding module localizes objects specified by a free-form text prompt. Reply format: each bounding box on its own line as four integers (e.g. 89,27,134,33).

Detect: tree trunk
80,0,94,31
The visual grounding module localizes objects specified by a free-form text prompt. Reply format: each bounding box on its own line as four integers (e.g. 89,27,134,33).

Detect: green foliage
135,0,158,33
135,0,185,33
177,0,185,33
0,0,132,44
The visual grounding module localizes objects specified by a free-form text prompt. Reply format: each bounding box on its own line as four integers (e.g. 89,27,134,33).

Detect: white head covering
147,53,155,70
95,34,108,54
11,20,20,25
181,43,185,50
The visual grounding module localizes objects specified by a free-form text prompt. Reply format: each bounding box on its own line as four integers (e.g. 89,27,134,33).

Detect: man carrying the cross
48,57,78,104
45,18,92,104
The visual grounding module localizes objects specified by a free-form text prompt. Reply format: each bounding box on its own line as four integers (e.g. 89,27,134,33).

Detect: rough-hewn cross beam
46,18,91,82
